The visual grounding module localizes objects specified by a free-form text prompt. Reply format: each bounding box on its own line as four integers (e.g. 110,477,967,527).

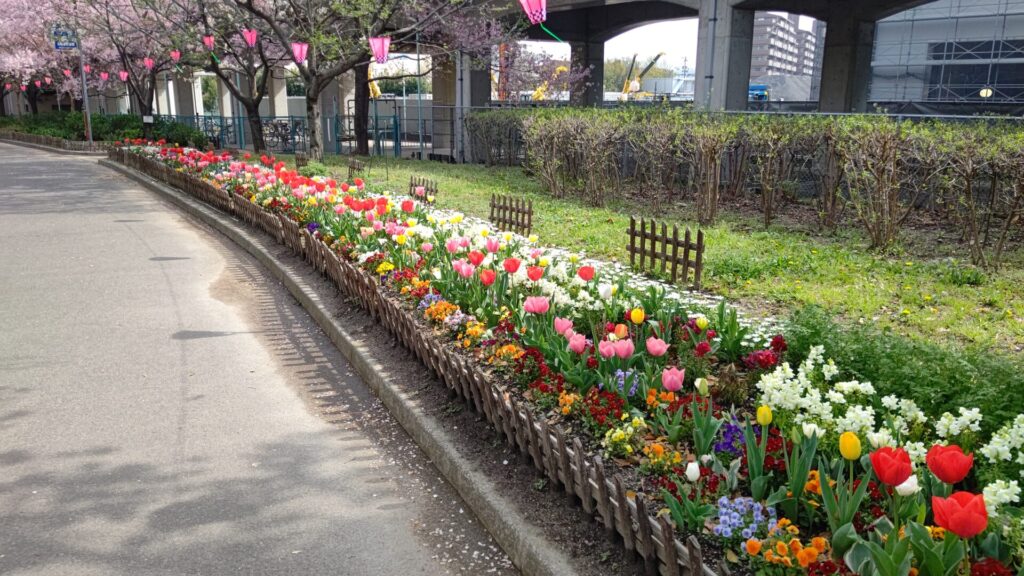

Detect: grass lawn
283,154,1024,354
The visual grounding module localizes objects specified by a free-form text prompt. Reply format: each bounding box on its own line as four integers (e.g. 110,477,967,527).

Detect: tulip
802,423,825,440
613,339,634,359
420,242,433,253
756,406,773,426
895,474,921,497
646,336,668,357
401,199,414,213
486,237,500,253
523,296,549,315
871,446,914,486
503,258,521,274
479,269,496,287
661,367,684,392
457,263,475,279
695,316,709,331
598,284,614,300
567,334,587,354
526,266,544,281
685,461,700,482
468,250,485,266
629,308,645,324
553,317,573,336
932,492,988,539
578,265,595,281
694,378,710,396
926,444,974,485
839,432,862,461
598,340,615,359
458,236,470,248
694,341,711,358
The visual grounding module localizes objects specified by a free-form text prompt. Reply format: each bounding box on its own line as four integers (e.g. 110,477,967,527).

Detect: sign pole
78,42,93,144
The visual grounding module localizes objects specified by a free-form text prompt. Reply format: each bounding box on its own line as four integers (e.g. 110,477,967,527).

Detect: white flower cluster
935,407,983,439
984,479,1021,517
834,380,876,396
980,415,1024,472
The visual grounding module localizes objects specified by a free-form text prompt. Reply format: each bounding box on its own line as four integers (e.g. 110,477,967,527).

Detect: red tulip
932,492,988,539
578,265,595,281
468,250,485,266
927,444,974,485
503,258,521,274
479,269,496,287
401,199,414,213
527,266,544,281
870,446,913,487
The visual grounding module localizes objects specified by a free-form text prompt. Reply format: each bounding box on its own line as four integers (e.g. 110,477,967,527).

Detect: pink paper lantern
518,0,546,25
291,42,308,64
63,69,72,77
369,36,391,64
143,57,154,70
100,72,109,81
119,70,129,82
202,35,215,50
20,84,26,91
170,49,181,62
241,28,257,48
4,83,10,90
44,76,52,85
34,80,41,88
83,64,91,74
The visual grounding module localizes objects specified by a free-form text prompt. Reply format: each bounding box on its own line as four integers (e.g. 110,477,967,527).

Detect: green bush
784,305,1023,432
1,111,144,142
298,161,330,178
151,117,208,148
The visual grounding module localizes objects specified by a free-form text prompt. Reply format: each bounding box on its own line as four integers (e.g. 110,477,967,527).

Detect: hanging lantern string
539,22,562,42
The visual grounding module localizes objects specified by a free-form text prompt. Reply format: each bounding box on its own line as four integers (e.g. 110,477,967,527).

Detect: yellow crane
619,52,665,101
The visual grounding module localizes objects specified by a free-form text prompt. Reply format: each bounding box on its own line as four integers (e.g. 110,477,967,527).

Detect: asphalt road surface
0,142,516,576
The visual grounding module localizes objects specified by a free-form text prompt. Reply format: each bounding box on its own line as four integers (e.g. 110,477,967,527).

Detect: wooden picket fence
109,147,727,576
408,175,438,202
489,194,534,237
627,217,705,290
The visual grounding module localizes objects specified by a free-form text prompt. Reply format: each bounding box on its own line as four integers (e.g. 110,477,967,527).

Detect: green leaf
832,522,859,557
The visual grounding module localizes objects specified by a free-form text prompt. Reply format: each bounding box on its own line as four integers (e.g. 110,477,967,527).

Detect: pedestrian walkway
0,143,515,576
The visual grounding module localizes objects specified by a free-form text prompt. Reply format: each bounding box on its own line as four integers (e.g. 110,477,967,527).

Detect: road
0,142,516,576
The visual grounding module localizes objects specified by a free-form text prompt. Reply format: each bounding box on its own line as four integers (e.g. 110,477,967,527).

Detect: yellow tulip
756,405,773,426
630,308,645,324
395,235,407,246
839,432,862,461
695,316,709,331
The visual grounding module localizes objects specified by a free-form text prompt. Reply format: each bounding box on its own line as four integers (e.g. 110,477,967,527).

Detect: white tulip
685,461,700,483
802,422,825,440
895,474,921,497
598,284,614,300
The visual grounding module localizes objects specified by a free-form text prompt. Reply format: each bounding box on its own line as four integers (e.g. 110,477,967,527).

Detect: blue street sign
52,26,78,51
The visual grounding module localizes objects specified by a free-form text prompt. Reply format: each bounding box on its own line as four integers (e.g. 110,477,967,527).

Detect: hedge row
467,108,1024,266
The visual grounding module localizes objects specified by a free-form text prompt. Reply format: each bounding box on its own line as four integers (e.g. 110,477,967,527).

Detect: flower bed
109,141,1024,576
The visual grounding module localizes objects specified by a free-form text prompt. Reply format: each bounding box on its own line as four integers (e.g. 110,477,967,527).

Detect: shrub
298,161,330,177
784,305,1023,432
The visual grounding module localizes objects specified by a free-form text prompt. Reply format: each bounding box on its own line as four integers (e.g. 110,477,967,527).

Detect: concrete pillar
570,40,604,106
818,17,875,112
431,55,456,159
269,68,288,117
694,0,754,111
174,78,196,116
192,77,205,116
155,73,176,115
217,77,234,117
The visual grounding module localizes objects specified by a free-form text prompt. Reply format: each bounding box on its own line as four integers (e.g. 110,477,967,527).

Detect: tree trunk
0,91,6,116
243,102,266,153
305,88,323,161
27,86,39,114
354,62,370,156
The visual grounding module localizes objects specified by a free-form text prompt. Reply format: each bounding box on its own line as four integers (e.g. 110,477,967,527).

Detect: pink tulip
486,237,500,253
563,328,576,340
334,205,346,214
458,237,470,248
568,333,587,354
372,221,383,231
553,317,573,336
661,367,685,392
445,239,460,254
420,242,433,253
613,339,634,359
646,336,669,357
523,296,550,314
459,264,476,279
598,340,615,359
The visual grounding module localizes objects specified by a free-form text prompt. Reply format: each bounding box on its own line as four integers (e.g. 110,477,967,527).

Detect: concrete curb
99,158,581,576
0,137,107,156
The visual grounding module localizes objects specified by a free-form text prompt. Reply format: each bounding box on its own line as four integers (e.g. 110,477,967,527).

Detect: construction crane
619,52,665,101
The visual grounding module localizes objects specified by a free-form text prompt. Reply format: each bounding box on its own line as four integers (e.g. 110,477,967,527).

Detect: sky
522,14,815,74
